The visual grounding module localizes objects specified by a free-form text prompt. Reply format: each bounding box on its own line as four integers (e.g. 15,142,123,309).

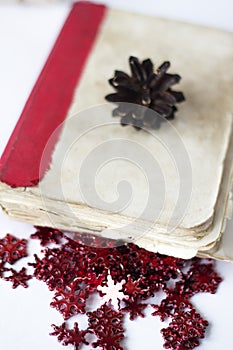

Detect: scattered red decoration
71,231,124,249
4,267,32,288
151,293,193,321
88,303,124,350
31,226,64,246
123,275,145,301
29,247,80,291
121,299,148,320
0,229,223,350
84,271,106,292
0,234,27,264
175,261,222,296
161,310,209,350
51,279,89,319
50,322,89,349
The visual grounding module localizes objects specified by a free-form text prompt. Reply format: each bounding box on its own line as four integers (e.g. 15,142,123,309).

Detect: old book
0,2,232,260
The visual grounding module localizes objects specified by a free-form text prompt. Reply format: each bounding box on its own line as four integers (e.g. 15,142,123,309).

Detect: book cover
0,1,232,260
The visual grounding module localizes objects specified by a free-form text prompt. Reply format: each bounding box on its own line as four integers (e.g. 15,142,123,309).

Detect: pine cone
105,56,185,130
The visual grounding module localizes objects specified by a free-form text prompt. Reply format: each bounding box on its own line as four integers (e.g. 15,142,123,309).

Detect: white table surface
0,2,233,350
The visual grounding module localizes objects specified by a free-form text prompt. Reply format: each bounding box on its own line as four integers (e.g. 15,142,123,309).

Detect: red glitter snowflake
84,271,106,292
50,279,89,319
4,267,32,288
175,261,222,296
88,303,124,350
117,243,160,279
152,292,193,321
31,226,64,246
29,246,80,290
50,322,89,349
121,299,148,320
0,234,27,264
123,275,147,301
85,246,123,278
161,310,209,350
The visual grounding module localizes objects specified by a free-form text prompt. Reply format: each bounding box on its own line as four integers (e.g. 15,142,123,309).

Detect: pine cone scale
168,89,185,103
129,56,146,82
142,59,154,77
157,61,170,73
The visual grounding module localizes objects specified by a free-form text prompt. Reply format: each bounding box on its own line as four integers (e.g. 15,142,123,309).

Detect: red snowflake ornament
4,267,32,288
0,234,27,264
29,247,79,290
117,243,159,279
86,247,122,278
31,226,64,246
152,293,193,321
88,303,124,350
51,280,89,319
123,275,147,301
50,322,89,350
84,272,106,292
161,310,208,350
121,300,148,320
176,261,222,296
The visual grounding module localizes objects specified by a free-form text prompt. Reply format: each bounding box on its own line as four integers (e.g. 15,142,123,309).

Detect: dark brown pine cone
105,56,185,130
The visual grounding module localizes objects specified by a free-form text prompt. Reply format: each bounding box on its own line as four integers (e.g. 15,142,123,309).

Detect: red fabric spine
0,2,106,187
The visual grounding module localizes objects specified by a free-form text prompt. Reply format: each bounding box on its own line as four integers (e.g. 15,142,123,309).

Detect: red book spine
0,2,106,188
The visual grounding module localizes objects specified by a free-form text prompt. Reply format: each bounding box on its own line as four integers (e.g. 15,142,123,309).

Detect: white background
0,1,233,350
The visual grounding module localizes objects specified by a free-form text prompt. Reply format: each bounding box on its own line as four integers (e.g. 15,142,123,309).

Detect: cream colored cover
0,8,233,260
